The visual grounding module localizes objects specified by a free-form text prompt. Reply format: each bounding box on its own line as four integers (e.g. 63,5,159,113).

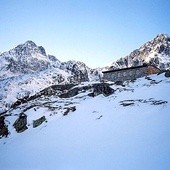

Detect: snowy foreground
0,74,170,170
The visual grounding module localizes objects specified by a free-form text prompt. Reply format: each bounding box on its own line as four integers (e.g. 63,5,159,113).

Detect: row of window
106,69,143,80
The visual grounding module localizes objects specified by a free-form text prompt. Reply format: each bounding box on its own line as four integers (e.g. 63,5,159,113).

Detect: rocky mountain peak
107,33,170,70
0,41,49,75
23,40,37,47
154,33,170,42
12,40,47,56
139,33,170,54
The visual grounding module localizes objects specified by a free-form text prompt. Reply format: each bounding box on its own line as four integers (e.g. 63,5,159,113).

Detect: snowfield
0,74,170,170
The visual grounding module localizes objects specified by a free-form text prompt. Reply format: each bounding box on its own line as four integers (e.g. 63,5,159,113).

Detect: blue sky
0,0,170,68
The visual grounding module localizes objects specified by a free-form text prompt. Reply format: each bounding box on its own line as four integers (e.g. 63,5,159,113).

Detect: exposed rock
59,85,91,98
33,116,46,128
145,76,152,81
40,84,76,96
91,83,114,97
0,116,9,138
120,102,135,107
0,126,9,138
63,106,76,116
60,87,79,98
114,81,124,86
120,99,168,107
60,83,114,98
0,116,5,129
150,100,168,105
165,70,170,77
96,115,103,120
70,106,76,112
60,61,89,83
0,40,50,74
10,84,76,110
13,113,28,133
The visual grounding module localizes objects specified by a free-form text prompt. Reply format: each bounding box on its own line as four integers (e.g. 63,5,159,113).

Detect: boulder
0,116,5,129
0,126,9,138
33,116,46,128
165,70,170,77
0,116,9,137
13,113,28,133
92,83,114,97
63,106,76,116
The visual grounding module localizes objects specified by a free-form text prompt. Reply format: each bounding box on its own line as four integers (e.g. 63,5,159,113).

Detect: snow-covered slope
107,34,170,70
0,73,170,169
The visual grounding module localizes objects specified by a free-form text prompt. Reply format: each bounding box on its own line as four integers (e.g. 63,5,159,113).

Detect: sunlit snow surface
0,74,170,170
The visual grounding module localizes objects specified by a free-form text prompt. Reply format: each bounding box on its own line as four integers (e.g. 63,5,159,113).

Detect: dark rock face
165,70,170,77
58,83,114,98
114,81,124,86
63,106,76,116
38,46,47,56
0,116,9,138
0,116,5,130
59,87,79,98
120,99,168,107
9,84,77,110
13,113,28,133
61,61,89,83
33,116,46,128
91,83,115,97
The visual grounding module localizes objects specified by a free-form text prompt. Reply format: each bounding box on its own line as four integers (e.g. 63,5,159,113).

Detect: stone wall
103,66,160,82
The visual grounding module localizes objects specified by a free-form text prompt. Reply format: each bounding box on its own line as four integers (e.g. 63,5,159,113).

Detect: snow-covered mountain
1,34,170,113
0,41,50,77
1,35,170,169
0,41,101,113
0,40,100,80
107,34,170,70
0,73,170,169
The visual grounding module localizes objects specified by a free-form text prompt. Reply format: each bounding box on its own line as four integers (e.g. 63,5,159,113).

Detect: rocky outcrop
0,116,9,138
165,70,170,77
107,34,170,70
59,83,114,98
33,116,46,128
114,81,124,86
13,113,28,133
61,60,90,83
120,99,168,107
88,83,115,97
63,106,76,116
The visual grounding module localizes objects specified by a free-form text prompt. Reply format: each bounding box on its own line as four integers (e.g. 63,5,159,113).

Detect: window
123,72,127,77
136,69,140,75
118,72,121,77
129,70,133,76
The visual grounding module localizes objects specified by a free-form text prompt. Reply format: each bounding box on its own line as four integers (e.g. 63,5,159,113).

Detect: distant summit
13,40,47,56
0,41,100,80
106,33,170,71
0,40,49,74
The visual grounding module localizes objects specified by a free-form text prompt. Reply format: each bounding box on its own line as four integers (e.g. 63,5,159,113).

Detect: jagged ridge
107,34,170,70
